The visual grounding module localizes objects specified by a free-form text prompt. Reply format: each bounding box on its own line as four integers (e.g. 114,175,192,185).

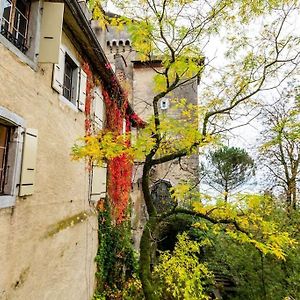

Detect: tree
74,0,300,299
203,202,300,299
260,85,300,212
202,146,255,201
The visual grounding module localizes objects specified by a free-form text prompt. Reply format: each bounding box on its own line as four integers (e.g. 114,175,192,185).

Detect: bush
153,233,214,300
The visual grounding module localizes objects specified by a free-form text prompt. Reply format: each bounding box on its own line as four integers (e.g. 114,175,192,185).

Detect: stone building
0,0,124,298
92,16,200,249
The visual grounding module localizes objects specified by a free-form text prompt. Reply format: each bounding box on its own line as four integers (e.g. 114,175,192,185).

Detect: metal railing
0,4,29,53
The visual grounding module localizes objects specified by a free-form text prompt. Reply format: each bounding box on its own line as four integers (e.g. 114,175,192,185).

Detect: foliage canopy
202,146,255,201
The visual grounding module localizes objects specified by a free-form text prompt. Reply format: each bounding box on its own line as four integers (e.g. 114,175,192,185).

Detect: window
0,107,38,209
0,124,11,194
0,0,43,66
63,54,77,104
0,0,30,53
151,179,174,213
89,164,107,203
160,98,169,110
92,87,105,131
0,121,20,201
52,45,87,111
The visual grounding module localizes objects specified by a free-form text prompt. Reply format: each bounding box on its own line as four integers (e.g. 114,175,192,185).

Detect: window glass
0,109,26,208
0,124,10,194
1,0,12,32
151,180,174,213
63,54,77,103
15,0,27,12
0,0,30,52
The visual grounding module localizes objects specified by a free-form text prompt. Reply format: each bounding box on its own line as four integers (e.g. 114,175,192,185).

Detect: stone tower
92,17,200,249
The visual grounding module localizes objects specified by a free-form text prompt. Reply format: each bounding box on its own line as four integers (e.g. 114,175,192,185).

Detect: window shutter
90,165,107,202
93,87,104,129
19,129,38,196
78,69,87,111
122,118,126,134
39,2,64,63
52,47,65,94
111,62,116,72
0,4,4,27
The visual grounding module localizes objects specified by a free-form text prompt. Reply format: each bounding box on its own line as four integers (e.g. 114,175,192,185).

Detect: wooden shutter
90,165,107,202
19,129,38,196
0,4,4,27
39,2,64,63
78,69,87,111
93,87,104,129
52,47,65,94
122,118,126,134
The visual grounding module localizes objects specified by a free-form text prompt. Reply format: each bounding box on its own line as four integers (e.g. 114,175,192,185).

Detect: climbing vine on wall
102,88,133,223
77,62,144,223
82,62,95,137
94,199,140,299
102,62,144,223
76,61,144,298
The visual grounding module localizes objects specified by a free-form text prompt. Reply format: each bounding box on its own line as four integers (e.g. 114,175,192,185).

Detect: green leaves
127,20,155,61
153,233,214,300
202,146,255,199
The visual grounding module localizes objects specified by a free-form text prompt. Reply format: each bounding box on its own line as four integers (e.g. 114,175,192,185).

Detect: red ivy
103,89,132,223
81,61,138,223
80,64,144,224
82,62,94,136
128,112,146,129
107,154,132,223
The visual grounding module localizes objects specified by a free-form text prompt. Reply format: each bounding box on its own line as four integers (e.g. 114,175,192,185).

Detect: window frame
52,44,88,112
62,53,78,105
0,106,25,209
92,86,105,132
0,0,41,69
0,0,31,53
0,124,12,194
60,47,80,108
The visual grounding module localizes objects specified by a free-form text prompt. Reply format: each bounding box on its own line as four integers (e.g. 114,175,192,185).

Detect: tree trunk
224,182,229,202
140,158,159,300
286,189,292,211
286,180,297,212
291,180,297,210
139,218,159,300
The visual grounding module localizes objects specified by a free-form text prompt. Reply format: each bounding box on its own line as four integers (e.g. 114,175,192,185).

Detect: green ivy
93,199,140,299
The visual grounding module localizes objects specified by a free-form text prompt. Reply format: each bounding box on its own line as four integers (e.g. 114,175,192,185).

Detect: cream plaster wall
0,32,98,300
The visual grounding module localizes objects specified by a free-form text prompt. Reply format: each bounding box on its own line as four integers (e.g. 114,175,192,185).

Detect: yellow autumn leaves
191,194,297,260
72,99,212,165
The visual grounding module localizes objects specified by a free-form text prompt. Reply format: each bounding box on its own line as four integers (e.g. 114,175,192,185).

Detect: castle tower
92,17,200,249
